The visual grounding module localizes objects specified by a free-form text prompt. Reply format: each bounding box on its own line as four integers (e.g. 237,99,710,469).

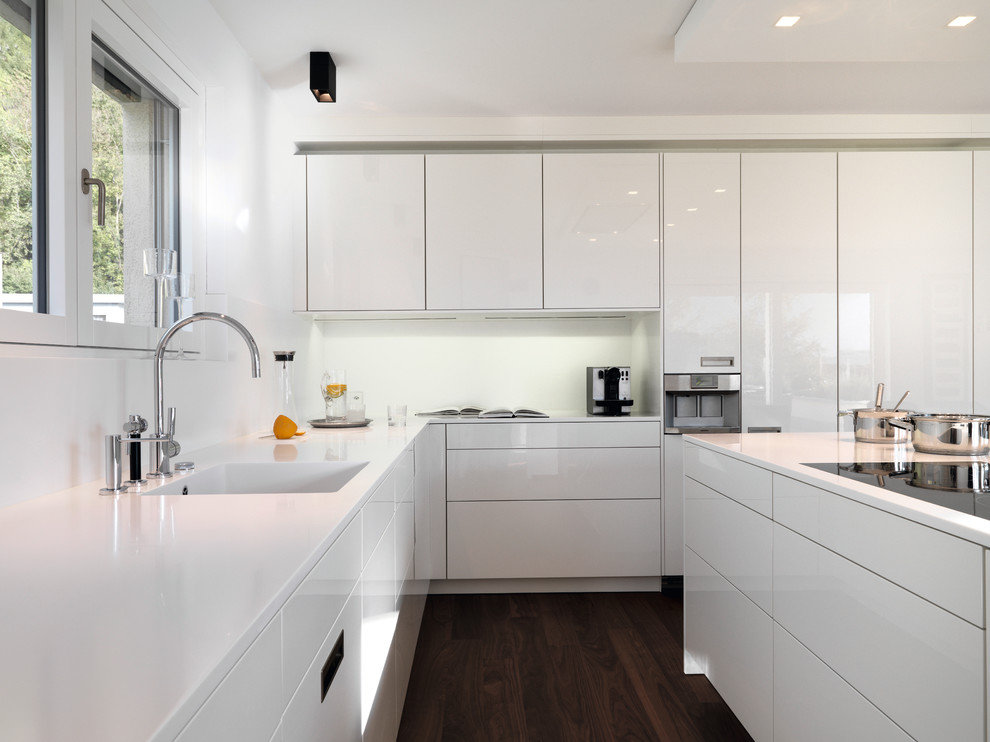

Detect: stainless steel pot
889,414,990,456
839,408,915,444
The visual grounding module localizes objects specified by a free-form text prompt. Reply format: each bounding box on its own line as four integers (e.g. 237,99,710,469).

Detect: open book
478,407,549,419
416,405,548,418
416,405,484,417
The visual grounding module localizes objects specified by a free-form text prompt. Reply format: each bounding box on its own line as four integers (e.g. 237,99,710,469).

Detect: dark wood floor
397,590,754,742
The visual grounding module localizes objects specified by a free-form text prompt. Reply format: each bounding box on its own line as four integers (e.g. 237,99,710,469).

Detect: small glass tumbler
322,370,347,421
387,404,407,427
346,391,366,423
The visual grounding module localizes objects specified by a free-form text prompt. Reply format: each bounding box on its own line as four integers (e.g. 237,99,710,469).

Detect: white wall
307,317,651,420
0,0,308,508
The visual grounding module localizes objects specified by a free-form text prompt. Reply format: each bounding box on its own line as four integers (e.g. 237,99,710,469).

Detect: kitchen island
683,432,990,742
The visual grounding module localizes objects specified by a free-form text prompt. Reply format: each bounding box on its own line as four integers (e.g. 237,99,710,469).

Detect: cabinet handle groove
320,630,345,702
700,356,734,367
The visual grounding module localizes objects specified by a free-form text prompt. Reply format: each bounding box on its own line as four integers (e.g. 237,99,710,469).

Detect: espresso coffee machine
586,367,633,416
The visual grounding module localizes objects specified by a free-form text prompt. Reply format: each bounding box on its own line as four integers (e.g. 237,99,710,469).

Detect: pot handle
888,417,914,431
837,410,853,417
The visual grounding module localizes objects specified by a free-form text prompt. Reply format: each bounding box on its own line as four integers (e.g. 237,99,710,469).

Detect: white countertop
685,432,990,548
0,412,660,742
0,417,426,742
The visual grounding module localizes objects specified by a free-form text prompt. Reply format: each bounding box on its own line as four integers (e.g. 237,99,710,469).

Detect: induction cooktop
802,461,990,521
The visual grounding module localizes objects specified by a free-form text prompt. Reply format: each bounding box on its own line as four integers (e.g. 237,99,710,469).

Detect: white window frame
0,0,206,354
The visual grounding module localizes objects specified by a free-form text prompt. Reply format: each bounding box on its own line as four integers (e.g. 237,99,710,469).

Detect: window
0,0,204,349
0,0,45,314
90,36,179,327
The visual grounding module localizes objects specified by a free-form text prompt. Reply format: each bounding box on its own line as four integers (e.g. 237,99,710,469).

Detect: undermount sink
146,461,368,496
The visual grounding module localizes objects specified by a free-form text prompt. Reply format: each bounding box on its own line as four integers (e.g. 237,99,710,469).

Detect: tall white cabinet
425,154,543,310
306,155,426,311
663,153,741,373
543,153,660,309
741,153,838,433
838,151,973,414
975,151,990,414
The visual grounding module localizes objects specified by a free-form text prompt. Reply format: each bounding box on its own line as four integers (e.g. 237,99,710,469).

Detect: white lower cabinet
684,441,988,742
683,476,771,613
281,593,362,742
444,421,662,582
684,548,772,742
773,624,912,742
773,522,983,742
173,443,422,742
447,499,660,579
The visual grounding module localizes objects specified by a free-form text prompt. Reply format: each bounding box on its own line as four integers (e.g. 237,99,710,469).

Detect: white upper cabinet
975,152,990,414
741,153,838,433
306,155,425,311
543,153,661,309
425,154,543,310
838,151,972,414
663,153,741,373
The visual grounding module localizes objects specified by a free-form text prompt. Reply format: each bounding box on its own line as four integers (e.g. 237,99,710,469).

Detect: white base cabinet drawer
773,523,984,742
447,447,660,502
281,592,361,742
281,515,362,706
684,477,771,614
684,547,772,742
447,499,660,579
684,443,772,517
773,473,983,626
446,421,661,449
773,624,912,742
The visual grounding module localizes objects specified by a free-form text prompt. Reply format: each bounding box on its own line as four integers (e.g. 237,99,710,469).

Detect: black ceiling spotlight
310,51,336,103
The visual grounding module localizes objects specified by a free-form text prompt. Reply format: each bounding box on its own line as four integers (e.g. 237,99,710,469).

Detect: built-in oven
663,373,741,434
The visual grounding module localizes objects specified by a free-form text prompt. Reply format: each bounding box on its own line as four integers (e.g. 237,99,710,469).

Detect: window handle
81,168,106,227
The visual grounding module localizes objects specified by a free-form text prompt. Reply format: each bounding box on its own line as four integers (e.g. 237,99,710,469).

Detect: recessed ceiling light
948,15,976,27
714,188,726,193
628,190,639,195
775,16,800,28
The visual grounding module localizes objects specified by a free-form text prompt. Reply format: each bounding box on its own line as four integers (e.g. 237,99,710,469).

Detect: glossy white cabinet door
773,474,984,626
415,423,446,580
281,514,362,706
975,151,990,414
426,154,543,309
773,624,912,742
306,155,425,311
543,153,660,309
684,477,772,614
175,615,282,742
683,442,772,517
362,518,397,740
662,434,684,575
446,420,661,449
838,151,972,414
447,499,660,579
446,447,660,502
684,547,772,742
741,153,837,433
281,593,362,742
773,523,984,742
663,153,740,374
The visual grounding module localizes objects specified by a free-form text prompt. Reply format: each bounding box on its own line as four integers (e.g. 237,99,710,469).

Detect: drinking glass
321,370,347,421
346,390,366,423
387,404,407,427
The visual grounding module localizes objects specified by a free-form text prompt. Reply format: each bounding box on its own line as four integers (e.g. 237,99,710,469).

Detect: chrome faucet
149,312,262,478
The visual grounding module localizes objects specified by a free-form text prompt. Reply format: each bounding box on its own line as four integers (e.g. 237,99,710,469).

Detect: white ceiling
207,0,990,119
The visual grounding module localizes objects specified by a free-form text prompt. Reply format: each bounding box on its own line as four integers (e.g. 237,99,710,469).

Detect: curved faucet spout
150,311,262,477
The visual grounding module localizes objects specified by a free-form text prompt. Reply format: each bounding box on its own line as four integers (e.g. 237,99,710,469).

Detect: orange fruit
273,414,298,439
325,383,346,399
293,430,306,436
